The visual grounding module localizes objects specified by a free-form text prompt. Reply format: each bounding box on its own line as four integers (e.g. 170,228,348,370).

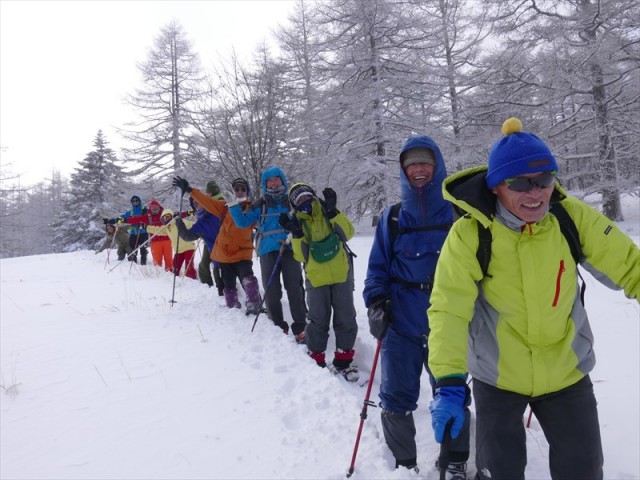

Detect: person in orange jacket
172,176,262,315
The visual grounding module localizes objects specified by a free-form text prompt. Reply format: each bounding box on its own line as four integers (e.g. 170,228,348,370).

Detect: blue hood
130,195,144,216
261,166,288,202
399,135,452,224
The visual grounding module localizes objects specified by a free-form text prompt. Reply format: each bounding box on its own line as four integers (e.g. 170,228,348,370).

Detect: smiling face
266,176,283,190
492,172,554,223
404,162,435,188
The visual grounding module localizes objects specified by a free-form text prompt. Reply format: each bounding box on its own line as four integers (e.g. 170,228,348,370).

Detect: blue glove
429,384,467,443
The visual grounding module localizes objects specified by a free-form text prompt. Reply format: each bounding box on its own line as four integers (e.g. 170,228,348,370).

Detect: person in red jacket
122,199,172,271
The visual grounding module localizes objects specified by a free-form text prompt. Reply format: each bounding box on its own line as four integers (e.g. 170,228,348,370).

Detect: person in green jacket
278,182,359,382
427,117,639,480
96,222,132,261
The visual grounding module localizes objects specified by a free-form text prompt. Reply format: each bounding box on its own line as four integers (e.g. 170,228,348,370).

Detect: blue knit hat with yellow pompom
486,118,558,189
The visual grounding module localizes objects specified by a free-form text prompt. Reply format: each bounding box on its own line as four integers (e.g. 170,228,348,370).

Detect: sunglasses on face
132,199,140,203
234,186,247,193
503,171,556,192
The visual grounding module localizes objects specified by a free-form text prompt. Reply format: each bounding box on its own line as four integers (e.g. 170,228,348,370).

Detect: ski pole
169,192,186,306
438,419,454,480
346,339,382,478
251,236,290,332
103,225,118,269
107,217,177,273
128,227,143,273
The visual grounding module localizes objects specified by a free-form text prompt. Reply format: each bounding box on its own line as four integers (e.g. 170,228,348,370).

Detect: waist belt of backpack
391,277,432,291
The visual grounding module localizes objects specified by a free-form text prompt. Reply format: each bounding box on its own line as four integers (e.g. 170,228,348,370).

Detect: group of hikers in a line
95,117,639,480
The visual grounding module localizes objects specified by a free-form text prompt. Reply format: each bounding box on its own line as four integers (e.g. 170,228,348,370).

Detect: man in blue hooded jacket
363,136,470,478
113,195,148,265
229,166,307,337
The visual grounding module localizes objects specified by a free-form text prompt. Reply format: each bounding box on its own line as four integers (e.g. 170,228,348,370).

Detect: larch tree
121,20,205,186
193,46,295,194
485,0,640,220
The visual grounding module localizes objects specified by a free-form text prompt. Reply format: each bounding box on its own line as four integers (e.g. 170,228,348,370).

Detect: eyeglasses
503,171,556,192
234,186,247,193
131,199,140,203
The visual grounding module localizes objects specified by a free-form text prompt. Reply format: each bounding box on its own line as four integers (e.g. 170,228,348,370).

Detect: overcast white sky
0,0,296,185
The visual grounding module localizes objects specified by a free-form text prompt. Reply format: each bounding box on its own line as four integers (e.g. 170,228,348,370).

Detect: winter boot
396,458,419,473
241,275,261,315
329,349,359,382
308,351,326,368
435,461,467,480
223,287,242,309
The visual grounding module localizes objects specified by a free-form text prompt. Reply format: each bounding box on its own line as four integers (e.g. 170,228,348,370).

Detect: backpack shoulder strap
476,221,492,279
550,202,583,265
550,202,586,304
388,202,402,246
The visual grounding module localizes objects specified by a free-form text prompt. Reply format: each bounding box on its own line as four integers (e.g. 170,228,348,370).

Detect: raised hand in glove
429,378,469,443
322,187,338,218
172,176,192,195
107,218,117,225
367,298,392,340
279,213,303,238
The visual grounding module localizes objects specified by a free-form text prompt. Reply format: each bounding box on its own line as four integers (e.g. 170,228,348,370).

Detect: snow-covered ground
1,194,638,480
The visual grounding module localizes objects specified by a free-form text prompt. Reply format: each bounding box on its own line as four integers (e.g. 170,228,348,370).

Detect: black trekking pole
169,192,186,306
438,419,454,480
346,339,382,478
251,236,290,332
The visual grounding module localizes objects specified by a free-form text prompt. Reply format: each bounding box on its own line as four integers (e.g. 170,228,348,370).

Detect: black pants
128,233,148,265
260,250,307,335
199,244,223,290
473,376,603,480
220,260,254,288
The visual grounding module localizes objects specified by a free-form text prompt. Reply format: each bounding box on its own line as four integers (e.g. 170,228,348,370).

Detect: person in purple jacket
175,181,224,295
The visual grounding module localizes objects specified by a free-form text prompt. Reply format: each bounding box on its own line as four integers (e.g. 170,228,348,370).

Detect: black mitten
367,299,392,340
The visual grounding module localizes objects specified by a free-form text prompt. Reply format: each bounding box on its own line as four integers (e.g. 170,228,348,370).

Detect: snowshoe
328,364,359,382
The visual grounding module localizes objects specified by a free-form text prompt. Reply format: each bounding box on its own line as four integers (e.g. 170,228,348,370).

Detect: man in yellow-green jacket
279,182,359,382
427,118,639,480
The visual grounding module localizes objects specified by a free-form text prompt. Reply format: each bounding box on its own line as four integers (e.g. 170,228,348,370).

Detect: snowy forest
1,0,638,258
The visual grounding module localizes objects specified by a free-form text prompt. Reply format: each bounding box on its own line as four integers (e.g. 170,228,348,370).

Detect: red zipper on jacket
552,260,565,307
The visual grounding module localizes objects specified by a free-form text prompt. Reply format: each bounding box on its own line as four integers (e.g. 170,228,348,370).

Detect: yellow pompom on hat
486,117,557,189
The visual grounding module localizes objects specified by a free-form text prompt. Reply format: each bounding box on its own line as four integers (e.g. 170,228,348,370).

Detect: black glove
172,176,192,195
107,218,117,225
279,213,303,238
102,218,109,225
367,299,392,340
322,187,338,218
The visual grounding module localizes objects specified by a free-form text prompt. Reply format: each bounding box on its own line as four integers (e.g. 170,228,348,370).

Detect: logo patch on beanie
528,159,552,169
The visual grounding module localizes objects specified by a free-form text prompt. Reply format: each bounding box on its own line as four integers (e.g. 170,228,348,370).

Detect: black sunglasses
234,186,247,193
131,199,140,203
503,171,556,192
